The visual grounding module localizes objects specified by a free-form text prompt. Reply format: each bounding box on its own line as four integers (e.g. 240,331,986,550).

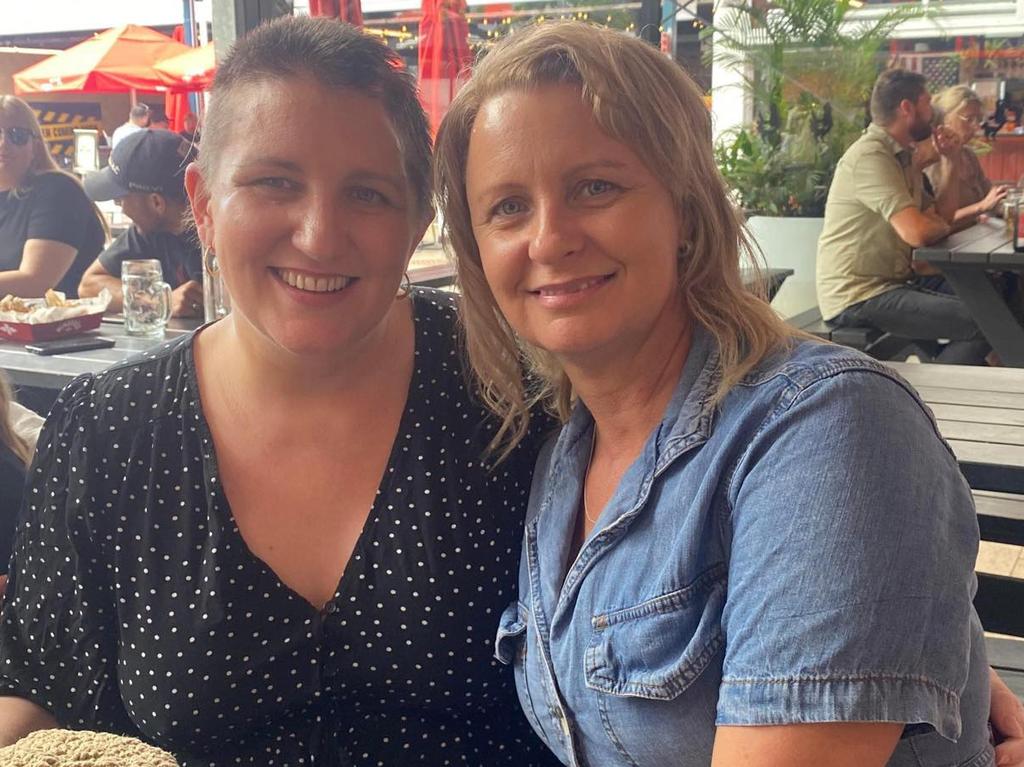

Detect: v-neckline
184,300,423,614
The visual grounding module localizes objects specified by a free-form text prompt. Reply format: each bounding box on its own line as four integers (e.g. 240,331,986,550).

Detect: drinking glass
121,259,172,337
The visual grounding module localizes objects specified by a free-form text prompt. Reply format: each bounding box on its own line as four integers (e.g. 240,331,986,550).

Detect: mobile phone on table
25,336,116,355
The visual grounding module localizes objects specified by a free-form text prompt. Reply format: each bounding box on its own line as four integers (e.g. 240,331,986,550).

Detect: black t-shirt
98,226,203,289
0,443,26,576
0,173,105,297
0,289,561,766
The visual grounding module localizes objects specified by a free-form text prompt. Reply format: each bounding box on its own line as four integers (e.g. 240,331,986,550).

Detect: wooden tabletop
911,219,1024,367
887,362,1024,494
913,217,1024,269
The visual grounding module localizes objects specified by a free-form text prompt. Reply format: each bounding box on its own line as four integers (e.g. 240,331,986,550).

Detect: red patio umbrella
155,43,215,91
309,0,364,28
418,0,472,134
13,24,191,96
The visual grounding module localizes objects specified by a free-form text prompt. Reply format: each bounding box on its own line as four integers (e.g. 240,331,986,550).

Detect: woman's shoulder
25,171,86,201
740,337,915,397
53,333,197,432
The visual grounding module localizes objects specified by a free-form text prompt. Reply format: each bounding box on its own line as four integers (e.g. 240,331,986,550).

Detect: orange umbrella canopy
13,24,191,94
154,43,215,91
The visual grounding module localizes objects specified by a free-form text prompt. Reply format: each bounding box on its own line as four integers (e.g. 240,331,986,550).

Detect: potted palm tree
706,0,923,313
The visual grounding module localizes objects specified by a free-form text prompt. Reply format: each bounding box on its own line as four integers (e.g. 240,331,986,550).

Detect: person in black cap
80,129,204,317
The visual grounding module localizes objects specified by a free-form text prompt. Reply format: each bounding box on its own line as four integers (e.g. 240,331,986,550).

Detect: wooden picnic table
887,361,1024,652
912,218,1024,367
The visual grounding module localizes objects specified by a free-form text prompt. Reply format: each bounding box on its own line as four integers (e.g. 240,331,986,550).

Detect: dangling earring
203,247,219,276
396,271,412,300
678,241,693,259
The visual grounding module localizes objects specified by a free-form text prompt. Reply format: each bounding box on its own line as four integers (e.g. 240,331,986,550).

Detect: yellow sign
29,102,104,157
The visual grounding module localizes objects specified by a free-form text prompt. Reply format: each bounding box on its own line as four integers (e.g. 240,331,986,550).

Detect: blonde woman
925,85,1007,223
436,22,1021,767
0,96,105,297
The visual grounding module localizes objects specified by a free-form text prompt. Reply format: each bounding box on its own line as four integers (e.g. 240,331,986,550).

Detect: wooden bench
887,362,1024,698
787,306,884,350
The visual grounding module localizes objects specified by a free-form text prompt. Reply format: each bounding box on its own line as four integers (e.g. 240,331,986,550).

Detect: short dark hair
870,68,928,125
130,103,150,121
199,16,432,216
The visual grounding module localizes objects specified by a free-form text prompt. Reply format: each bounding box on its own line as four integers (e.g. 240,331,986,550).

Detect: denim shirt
495,329,993,767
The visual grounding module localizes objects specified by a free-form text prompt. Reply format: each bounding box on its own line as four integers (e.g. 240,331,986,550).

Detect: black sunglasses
0,127,38,147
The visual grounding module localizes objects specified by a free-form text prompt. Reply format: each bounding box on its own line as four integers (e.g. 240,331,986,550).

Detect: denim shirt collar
556,323,719,469
526,324,721,647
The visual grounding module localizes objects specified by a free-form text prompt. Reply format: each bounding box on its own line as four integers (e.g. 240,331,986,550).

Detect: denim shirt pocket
584,563,726,700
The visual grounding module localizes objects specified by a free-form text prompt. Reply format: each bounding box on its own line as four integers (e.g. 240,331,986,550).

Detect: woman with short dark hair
0,18,558,766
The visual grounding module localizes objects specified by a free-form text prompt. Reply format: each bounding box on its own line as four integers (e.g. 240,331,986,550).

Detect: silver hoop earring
678,241,693,259
203,247,219,276
396,271,412,300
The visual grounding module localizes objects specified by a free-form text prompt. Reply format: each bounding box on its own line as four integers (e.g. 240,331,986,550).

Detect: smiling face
465,84,688,366
186,76,430,357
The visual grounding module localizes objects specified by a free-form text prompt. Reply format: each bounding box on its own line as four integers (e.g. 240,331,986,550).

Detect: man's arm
889,205,951,249
78,259,123,312
0,697,57,746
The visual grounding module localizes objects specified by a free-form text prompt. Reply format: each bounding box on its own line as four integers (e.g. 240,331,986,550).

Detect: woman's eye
351,187,386,204
255,177,295,191
493,199,524,217
581,179,616,197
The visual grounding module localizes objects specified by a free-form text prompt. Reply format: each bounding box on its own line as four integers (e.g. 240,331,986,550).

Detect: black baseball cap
85,129,196,202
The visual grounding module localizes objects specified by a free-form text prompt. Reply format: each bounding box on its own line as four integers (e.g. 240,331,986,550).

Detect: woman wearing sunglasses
0,96,105,298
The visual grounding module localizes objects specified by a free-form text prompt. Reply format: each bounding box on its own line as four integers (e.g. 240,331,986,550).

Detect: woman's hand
990,667,1024,766
980,185,1009,213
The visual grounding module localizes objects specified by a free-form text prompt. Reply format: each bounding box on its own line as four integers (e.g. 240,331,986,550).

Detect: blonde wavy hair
1,95,108,236
434,21,796,456
931,85,982,126
0,374,30,466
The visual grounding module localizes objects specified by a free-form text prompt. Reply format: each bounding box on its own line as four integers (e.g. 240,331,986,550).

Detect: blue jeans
831,276,991,364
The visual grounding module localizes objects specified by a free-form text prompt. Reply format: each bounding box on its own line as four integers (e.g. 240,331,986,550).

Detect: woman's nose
528,201,583,264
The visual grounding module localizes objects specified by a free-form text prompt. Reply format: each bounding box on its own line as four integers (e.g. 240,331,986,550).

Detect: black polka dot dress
0,290,561,767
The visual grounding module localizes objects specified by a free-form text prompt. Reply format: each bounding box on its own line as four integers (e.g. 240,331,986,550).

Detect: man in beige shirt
816,68,990,364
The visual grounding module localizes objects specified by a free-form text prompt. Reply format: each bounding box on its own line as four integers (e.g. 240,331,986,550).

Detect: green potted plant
706,0,923,217
704,0,924,314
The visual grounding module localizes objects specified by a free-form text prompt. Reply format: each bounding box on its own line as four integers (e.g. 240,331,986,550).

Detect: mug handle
158,281,173,324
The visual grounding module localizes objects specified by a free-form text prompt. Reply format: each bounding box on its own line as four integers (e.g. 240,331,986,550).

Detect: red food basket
0,310,105,342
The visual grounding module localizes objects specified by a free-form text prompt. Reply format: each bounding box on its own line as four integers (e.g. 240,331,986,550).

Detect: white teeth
278,269,352,293
539,276,605,297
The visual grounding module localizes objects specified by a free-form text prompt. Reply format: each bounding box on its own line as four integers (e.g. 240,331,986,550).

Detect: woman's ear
184,162,214,248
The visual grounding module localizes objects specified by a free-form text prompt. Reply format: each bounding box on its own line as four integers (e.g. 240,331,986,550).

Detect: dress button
323,602,339,616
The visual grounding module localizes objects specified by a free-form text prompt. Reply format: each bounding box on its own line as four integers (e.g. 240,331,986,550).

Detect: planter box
745,216,823,320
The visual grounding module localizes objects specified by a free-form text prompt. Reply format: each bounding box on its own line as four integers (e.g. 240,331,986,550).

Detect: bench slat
914,385,1024,410
889,362,1024,393
930,404,1024,427
937,419,1024,446
973,490,1024,547
987,635,1024,672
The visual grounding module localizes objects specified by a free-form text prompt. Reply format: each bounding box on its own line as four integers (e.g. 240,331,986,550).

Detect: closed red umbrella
418,0,472,134
13,24,191,95
309,0,364,28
